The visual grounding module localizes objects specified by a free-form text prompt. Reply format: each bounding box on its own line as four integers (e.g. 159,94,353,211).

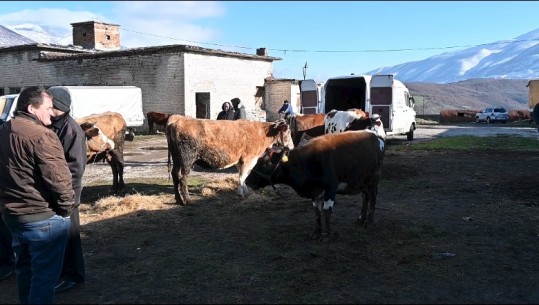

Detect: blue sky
2,1,539,82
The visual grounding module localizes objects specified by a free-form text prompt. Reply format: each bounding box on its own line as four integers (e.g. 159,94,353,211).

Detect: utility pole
302,62,308,80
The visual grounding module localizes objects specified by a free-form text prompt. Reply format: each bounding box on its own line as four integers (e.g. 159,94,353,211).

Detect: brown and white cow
165,115,294,205
76,111,128,195
147,111,172,134
245,122,386,241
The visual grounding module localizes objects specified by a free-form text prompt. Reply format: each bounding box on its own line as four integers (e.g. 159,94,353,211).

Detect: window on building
9,87,21,94
196,92,210,119
0,88,5,96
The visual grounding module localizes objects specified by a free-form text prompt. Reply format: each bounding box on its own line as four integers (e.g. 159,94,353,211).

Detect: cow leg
357,192,369,226
310,201,322,240
148,121,154,134
321,199,335,242
365,184,378,226
171,164,190,205
357,184,377,228
237,158,258,198
107,152,125,196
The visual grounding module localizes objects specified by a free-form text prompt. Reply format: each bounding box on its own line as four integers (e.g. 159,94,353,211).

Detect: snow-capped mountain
0,25,35,47
6,23,70,45
367,28,539,84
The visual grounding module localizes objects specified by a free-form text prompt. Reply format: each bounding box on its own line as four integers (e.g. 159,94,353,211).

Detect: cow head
80,122,115,158
270,119,295,149
246,145,290,191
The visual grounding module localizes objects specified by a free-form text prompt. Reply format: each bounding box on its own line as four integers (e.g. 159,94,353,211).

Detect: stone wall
0,47,275,131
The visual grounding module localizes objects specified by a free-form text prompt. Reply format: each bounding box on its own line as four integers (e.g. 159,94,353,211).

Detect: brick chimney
71,21,121,51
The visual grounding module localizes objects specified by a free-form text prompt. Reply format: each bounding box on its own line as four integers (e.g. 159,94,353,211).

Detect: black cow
245,123,386,241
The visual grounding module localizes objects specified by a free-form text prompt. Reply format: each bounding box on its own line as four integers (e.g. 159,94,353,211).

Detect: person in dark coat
47,87,87,294
0,86,75,304
217,101,235,120
231,97,246,120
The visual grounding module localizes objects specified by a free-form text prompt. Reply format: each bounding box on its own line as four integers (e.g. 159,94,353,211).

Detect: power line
120,27,539,54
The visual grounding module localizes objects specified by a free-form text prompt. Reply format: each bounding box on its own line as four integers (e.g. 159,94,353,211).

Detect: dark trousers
61,186,85,283
0,218,15,267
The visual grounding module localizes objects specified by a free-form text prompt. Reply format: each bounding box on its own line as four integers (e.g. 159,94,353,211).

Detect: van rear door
299,79,319,114
370,75,394,131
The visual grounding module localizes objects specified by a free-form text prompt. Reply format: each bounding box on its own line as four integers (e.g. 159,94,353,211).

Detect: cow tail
166,127,172,179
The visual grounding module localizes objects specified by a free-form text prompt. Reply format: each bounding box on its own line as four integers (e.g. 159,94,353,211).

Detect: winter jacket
49,112,87,189
0,112,75,224
233,103,246,120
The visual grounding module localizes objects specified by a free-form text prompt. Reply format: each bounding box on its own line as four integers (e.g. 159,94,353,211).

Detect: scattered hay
80,193,175,222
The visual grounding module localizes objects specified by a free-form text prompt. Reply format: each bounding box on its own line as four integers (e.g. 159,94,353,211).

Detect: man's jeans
7,215,70,304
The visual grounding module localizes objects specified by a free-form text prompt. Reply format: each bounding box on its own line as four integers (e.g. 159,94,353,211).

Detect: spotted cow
324,108,368,134
77,111,128,195
165,115,294,205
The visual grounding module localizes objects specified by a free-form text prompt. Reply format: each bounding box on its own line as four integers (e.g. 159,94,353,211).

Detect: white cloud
0,2,226,48
112,1,225,19
0,8,106,31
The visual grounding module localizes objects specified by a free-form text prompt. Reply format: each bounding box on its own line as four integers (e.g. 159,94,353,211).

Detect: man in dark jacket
47,87,87,293
231,97,246,120
0,86,75,304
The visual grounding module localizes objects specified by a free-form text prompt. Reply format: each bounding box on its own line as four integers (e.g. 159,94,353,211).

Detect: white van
0,94,19,124
300,74,417,140
0,86,145,134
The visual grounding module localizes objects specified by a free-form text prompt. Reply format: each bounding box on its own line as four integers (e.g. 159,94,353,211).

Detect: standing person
231,97,246,120
277,99,294,119
0,218,15,281
0,86,75,304
216,101,235,120
47,87,87,294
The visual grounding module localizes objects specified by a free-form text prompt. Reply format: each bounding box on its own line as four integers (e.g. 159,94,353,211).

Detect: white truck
299,74,417,140
0,86,145,136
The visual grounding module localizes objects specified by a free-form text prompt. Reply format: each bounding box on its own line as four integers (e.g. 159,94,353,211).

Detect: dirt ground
1,132,539,304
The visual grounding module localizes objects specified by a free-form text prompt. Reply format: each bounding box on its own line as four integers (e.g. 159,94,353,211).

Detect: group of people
216,97,246,120
0,86,86,304
217,98,294,121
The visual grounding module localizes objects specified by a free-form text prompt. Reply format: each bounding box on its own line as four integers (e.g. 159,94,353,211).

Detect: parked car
475,107,509,124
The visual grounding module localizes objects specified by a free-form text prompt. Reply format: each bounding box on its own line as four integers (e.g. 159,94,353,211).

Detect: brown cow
286,113,326,146
76,111,127,195
165,115,294,205
147,111,171,134
286,108,368,146
246,121,386,241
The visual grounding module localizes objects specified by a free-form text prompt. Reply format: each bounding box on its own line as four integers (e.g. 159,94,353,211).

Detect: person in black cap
231,97,246,120
278,99,294,120
47,87,87,294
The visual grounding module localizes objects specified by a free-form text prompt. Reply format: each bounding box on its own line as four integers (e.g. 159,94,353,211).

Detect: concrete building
0,21,300,131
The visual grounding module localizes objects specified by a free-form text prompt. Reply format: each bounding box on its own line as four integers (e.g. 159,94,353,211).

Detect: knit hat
47,87,71,112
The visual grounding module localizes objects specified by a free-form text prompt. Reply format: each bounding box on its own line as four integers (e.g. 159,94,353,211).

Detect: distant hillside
406,78,529,115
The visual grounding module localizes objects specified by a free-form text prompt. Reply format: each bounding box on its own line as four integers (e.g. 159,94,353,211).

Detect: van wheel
406,125,414,141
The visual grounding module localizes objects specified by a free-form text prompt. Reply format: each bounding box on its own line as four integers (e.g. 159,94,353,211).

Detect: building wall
0,47,276,130
184,53,272,120
264,79,299,121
